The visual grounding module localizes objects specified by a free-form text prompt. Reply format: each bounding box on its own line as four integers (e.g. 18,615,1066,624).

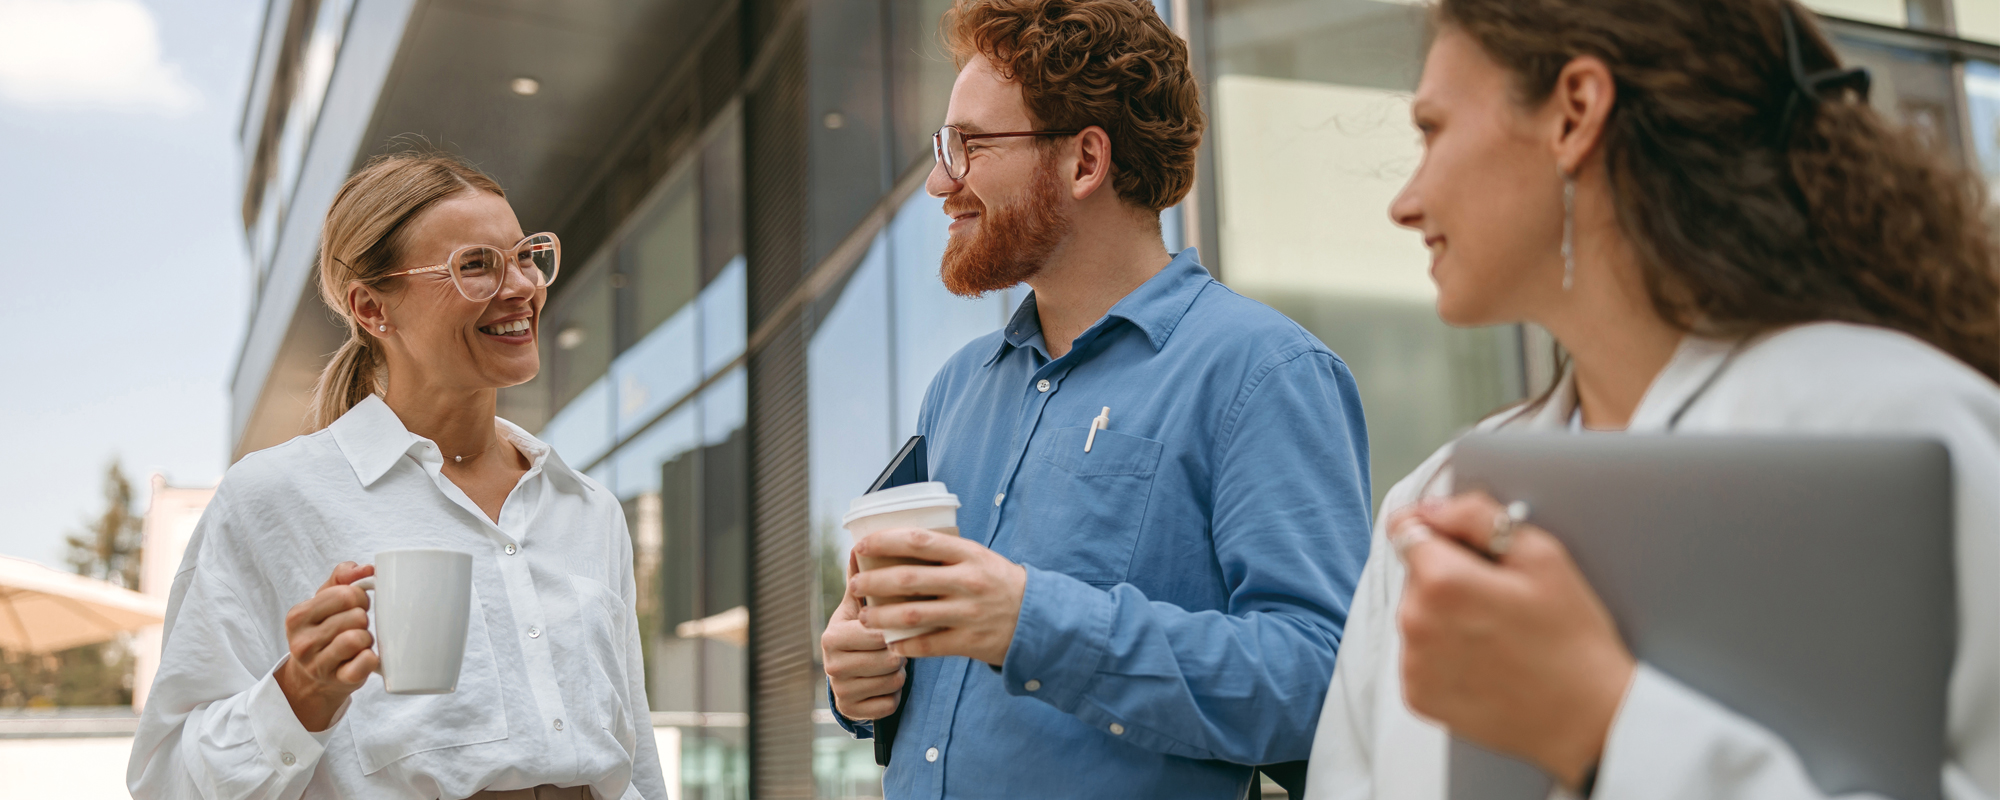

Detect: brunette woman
1307,2,2000,798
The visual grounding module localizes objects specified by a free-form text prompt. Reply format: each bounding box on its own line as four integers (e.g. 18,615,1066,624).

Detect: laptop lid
1447,435,1955,800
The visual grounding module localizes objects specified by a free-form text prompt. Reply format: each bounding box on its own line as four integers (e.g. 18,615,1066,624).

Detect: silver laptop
1446,435,1955,800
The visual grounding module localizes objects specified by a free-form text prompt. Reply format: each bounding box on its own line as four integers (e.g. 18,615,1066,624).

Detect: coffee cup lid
842,481,960,526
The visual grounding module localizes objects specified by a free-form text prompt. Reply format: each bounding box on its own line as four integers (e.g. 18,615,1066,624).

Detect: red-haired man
822,2,1372,797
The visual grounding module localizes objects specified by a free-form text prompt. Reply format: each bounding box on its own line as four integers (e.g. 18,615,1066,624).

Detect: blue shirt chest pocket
1016,425,1165,585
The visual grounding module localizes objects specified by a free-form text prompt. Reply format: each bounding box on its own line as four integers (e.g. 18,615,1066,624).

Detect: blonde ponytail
310,334,386,429
306,150,505,430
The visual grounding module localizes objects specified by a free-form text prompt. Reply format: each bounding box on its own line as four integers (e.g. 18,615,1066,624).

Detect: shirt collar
1626,333,1746,432
985,247,1212,366
1491,333,1743,434
328,394,578,489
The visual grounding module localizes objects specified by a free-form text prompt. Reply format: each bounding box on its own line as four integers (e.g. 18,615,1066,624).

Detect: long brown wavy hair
1441,0,2000,384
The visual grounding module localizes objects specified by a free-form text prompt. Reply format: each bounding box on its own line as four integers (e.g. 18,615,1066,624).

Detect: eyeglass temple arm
383,264,453,278
956,130,1083,141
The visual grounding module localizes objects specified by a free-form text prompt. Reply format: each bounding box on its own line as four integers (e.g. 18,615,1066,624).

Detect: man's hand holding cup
847,528,1027,666
822,551,907,721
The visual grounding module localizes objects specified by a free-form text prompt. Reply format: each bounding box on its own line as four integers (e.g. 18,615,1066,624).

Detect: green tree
0,459,144,707
66,459,144,590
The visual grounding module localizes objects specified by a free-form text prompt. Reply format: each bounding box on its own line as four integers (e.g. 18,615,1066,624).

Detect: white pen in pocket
1085,406,1110,452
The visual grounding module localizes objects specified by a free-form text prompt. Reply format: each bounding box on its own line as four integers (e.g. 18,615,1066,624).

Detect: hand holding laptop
1389,494,1636,791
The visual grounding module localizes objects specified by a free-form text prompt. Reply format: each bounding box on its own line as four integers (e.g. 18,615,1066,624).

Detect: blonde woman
129,153,666,800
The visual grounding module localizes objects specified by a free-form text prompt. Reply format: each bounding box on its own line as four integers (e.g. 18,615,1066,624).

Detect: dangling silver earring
1561,173,1577,291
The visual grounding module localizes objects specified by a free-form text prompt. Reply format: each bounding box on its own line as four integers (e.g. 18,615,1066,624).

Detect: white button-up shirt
129,395,667,800
1306,323,2000,800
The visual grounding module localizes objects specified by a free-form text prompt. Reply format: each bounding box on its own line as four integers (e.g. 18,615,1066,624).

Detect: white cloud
0,0,199,114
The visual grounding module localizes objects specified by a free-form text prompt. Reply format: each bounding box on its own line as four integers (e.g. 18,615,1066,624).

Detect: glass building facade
230,0,2000,797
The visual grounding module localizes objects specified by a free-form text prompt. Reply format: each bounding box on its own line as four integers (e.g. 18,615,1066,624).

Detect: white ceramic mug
351,548,474,695
841,482,961,643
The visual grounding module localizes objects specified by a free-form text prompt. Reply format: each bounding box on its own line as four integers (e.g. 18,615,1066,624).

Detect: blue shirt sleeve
829,682,875,739
996,349,1373,764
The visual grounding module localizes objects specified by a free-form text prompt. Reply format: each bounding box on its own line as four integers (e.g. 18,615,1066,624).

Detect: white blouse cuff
248,657,334,772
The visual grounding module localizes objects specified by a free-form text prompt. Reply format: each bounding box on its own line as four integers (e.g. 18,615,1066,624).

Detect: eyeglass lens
935,127,966,180
450,234,560,301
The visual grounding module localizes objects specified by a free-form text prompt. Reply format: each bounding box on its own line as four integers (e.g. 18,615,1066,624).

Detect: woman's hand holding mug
276,561,379,732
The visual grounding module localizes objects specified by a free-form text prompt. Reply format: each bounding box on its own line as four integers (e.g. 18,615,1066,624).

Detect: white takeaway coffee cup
842,482,962,643
351,548,474,695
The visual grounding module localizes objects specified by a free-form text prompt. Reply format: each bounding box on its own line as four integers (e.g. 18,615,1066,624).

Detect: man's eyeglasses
932,125,1081,181
383,232,562,302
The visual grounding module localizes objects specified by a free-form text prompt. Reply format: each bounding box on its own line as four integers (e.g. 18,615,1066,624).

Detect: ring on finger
1390,519,1435,558
1489,500,1530,557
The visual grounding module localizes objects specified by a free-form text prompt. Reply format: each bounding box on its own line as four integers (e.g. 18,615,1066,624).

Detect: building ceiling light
511,77,541,96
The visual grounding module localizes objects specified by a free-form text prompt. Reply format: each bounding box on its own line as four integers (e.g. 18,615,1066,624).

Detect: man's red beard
939,153,1073,298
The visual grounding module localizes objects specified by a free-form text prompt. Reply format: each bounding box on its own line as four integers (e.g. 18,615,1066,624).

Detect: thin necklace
447,441,493,464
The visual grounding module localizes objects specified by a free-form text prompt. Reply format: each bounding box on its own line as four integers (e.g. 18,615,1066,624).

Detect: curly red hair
944,0,1205,212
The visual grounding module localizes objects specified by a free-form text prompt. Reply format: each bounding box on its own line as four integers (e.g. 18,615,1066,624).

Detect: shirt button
994,492,1005,507
279,751,296,766
504,543,517,555
528,626,541,638
1036,379,1051,392
1109,723,1126,736
1024,679,1041,692
925,746,939,762
553,719,564,731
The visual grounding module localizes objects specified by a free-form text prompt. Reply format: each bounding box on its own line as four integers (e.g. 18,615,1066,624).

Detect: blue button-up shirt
838,250,1372,799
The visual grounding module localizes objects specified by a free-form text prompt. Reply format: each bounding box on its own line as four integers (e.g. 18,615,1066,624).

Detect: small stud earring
379,325,387,332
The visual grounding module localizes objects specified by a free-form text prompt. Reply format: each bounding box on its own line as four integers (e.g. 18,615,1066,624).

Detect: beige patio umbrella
0,555,167,654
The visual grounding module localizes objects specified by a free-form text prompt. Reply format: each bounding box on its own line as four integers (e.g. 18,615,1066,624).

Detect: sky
0,0,263,567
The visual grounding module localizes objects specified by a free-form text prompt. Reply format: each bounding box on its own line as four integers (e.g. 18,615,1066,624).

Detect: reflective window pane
1962,0,2000,45
545,259,615,411
807,236,895,800
701,256,748,374
1209,0,1524,507
889,192,1015,438
1802,0,1907,26
1831,34,1965,161
626,176,701,343
541,375,613,469
889,0,958,172
1963,60,2000,197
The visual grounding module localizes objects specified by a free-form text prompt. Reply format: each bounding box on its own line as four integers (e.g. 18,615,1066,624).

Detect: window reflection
541,376,613,469
524,106,750,800
889,0,960,171
649,368,751,800
546,260,616,412
1963,61,2000,199
246,0,357,274
1210,0,1524,507
808,231,896,800
701,257,749,374
888,192,1015,438
1832,34,1965,160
